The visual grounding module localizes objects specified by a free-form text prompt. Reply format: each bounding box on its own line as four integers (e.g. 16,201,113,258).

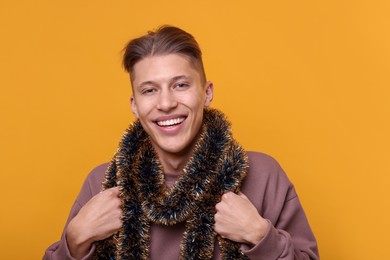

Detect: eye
175,82,189,89
142,88,157,95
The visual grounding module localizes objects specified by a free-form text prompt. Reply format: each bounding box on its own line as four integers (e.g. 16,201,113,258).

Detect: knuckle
104,189,114,197
105,187,120,197
113,198,122,208
114,219,123,228
107,189,116,196
214,226,220,233
214,212,222,222
222,192,234,201
222,193,230,200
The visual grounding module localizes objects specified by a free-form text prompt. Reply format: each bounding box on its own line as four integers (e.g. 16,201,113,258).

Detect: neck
156,150,192,175
153,127,203,176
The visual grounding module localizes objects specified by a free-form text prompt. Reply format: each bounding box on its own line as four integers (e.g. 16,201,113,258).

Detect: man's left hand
214,191,269,245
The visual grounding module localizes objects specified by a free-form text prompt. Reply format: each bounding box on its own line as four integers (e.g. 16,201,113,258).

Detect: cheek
181,92,205,109
134,98,155,115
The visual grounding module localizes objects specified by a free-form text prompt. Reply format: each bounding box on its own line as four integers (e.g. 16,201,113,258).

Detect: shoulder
76,162,110,206
245,151,289,185
85,162,110,187
246,151,281,174
242,151,297,205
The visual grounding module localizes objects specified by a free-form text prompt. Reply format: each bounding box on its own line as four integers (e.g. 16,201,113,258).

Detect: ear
130,96,139,118
204,81,214,107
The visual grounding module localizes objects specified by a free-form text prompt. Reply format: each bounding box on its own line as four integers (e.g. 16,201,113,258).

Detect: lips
156,117,186,127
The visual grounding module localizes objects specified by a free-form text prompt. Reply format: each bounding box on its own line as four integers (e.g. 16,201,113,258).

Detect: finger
107,186,120,192
215,201,223,211
103,186,120,195
222,191,238,201
238,191,249,200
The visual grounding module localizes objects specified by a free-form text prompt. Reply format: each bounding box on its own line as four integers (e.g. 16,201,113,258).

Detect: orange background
1,1,389,259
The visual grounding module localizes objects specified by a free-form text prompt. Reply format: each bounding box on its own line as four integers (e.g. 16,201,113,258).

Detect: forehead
131,54,202,86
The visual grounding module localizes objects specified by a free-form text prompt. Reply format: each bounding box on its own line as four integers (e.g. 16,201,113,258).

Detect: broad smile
155,116,186,128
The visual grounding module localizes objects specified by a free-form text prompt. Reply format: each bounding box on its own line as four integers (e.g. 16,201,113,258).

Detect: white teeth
157,117,185,126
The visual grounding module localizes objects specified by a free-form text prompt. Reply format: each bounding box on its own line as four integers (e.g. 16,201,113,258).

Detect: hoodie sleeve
239,152,319,259
43,163,108,260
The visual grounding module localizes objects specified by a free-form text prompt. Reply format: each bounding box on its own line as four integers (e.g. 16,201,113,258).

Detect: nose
156,89,178,112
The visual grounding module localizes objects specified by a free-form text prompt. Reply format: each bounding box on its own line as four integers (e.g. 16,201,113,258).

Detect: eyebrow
169,75,193,84
137,75,193,90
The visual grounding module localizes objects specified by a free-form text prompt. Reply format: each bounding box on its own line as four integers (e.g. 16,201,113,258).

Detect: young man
44,26,319,259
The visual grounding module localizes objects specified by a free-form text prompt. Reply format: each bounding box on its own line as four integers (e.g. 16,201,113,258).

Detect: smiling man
44,26,319,260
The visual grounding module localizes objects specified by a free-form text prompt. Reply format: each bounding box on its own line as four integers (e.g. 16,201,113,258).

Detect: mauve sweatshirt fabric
44,152,319,260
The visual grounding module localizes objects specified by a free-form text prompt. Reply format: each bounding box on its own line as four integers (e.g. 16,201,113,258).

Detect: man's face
131,54,213,161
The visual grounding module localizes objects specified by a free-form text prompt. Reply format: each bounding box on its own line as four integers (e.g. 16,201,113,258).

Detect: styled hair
122,25,206,83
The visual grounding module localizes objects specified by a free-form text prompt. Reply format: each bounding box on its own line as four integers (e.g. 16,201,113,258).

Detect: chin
155,138,194,157
160,144,189,155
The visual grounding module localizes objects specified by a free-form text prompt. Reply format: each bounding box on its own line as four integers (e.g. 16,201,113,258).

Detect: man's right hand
66,187,123,259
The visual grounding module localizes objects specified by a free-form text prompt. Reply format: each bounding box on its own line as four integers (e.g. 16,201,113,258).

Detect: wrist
245,217,269,246
66,219,93,259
